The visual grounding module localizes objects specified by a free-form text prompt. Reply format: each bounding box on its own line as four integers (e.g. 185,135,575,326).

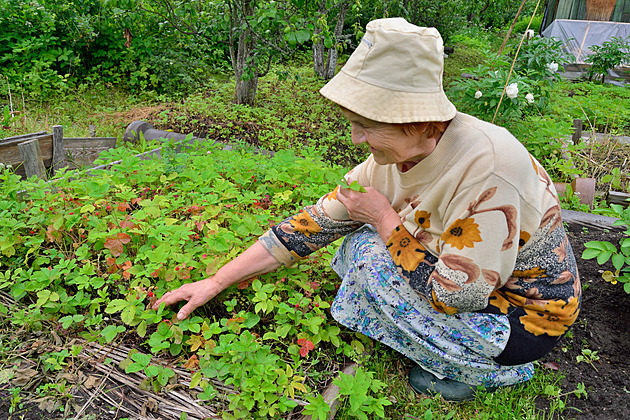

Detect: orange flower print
440,218,482,250
325,186,340,201
519,298,580,336
518,231,531,250
414,210,431,229
529,154,539,175
387,227,428,272
289,211,322,237
512,267,546,279
429,291,459,315
488,290,511,314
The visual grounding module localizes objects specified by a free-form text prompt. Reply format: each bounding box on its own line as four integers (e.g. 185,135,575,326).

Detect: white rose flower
474,90,483,99
547,62,559,73
526,93,535,104
525,29,535,40
506,83,519,99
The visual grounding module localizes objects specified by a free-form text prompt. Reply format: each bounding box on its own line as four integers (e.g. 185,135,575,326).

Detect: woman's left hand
337,186,402,240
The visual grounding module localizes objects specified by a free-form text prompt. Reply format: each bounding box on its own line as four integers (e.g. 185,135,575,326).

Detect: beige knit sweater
259,113,580,341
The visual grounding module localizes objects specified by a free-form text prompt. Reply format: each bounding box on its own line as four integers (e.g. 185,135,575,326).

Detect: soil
538,222,630,420
1,222,629,420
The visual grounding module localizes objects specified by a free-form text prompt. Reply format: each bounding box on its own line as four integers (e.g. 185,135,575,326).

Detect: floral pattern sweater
259,113,580,363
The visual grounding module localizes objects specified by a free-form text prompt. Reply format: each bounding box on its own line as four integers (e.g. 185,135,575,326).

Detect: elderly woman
155,18,580,401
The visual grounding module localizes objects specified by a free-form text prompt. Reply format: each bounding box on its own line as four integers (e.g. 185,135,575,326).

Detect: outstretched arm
153,241,281,320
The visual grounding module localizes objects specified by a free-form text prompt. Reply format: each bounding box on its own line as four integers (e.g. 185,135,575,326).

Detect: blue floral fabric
330,226,534,387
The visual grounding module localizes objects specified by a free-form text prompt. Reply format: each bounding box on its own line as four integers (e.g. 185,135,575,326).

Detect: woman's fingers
152,278,219,320
152,289,183,310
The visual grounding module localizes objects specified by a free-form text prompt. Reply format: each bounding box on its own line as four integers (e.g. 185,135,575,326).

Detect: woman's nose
351,127,367,145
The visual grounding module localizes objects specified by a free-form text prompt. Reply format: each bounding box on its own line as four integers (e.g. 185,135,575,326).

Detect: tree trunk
312,0,328,79
312,0,349,80
233,0,258,105
324,1,348,79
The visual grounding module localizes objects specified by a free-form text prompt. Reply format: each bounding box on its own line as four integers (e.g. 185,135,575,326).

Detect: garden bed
537,222,630,420
1,218,629,420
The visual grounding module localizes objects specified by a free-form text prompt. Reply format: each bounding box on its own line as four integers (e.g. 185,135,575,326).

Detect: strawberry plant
0,138,387,419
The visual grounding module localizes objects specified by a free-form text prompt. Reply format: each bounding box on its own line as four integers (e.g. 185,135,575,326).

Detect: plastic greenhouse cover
542,19,630,64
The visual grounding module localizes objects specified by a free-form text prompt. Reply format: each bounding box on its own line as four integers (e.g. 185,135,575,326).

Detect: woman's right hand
152,241,282,320
153,277,225,320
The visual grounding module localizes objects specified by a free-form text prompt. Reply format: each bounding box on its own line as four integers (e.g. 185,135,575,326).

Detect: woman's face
342,109,439,166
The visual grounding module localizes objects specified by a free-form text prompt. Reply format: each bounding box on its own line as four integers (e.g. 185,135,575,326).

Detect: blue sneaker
408,365,499,402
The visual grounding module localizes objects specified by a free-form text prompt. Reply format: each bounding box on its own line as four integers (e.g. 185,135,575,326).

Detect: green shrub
513,14,543,34
585,36,630,83
512,36,575,81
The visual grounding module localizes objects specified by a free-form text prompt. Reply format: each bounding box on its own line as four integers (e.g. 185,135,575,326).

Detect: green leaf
137,320,147,337
189,371,203,389
145,365,160,377
341,179,367,193
612,253,625,270
100,325,125,343
581,248,600,260
121,304,137,325
597,251,613,265
125,362,145,374
333,372,356,395
106,299,130,313
303,394,331,420
131,352,152,366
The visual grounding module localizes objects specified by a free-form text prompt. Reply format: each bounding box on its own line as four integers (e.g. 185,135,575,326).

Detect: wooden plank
0,133,53,149
63,137,117,170
607,190,630,207
572,119,583,144
51,125,65,175
17,139,47,180
0,131,46,144
0,134,53,178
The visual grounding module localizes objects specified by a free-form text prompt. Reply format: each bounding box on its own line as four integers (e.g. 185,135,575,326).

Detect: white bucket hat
320,18,457,123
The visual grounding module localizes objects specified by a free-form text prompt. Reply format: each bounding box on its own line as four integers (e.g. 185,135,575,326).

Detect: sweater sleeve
258,162,371,266
258,187,363,266
386,176,522,314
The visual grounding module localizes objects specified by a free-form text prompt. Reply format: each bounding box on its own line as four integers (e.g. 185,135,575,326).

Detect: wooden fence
0,126,117,180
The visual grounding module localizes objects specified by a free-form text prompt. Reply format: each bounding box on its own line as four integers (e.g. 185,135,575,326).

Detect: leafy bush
585,36,630,83
512,36,574,81
512,14,543,34
582,204,630,294
448,67,546,122
0,0,219,97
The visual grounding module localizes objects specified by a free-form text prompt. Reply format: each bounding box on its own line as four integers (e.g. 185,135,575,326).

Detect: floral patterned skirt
330,225,534,387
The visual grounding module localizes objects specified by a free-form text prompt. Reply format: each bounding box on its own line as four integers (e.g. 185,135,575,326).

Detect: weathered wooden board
63,137,117,169
607,190,630,207
0,133,116,178
0,134,53,178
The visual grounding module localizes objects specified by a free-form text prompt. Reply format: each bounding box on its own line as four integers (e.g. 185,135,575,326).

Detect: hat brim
320,70,457,124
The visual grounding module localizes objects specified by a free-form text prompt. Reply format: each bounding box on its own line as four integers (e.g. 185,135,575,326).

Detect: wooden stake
17,138,47,180
572,119,583,144
52,125,65,175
